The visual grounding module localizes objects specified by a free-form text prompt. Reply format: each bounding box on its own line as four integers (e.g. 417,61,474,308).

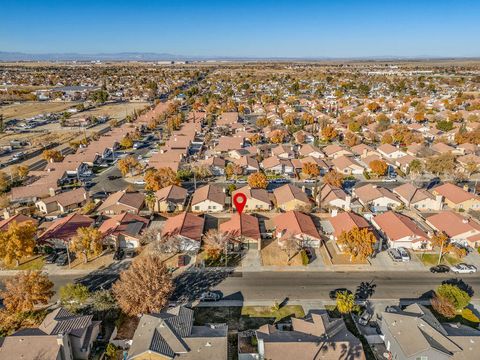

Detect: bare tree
278,234,302,262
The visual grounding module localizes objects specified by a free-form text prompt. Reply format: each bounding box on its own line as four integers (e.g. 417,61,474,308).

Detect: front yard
193,305,305,331
0,255,45,271
415,252,462,267
260,238,303,266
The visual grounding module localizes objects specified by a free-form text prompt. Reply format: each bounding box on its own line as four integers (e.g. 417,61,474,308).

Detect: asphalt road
207,271,480,302
1,271,478,303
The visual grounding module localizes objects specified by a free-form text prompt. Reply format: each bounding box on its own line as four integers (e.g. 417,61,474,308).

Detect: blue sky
1,0,479,58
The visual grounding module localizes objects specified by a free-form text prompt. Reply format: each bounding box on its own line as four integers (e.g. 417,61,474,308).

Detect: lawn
1,255,45,270
416,252,462,267
242,305,305,322
194,305,305,331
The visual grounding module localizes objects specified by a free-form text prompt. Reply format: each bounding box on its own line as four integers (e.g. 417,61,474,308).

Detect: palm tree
145,191,156,213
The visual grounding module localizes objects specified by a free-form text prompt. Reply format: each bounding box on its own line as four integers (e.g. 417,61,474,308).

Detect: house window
194,206,200,210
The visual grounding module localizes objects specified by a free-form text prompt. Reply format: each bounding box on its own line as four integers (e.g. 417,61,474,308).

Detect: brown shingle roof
274,211,320,239
273,184,310,206
219,213,260,240
162,212,205,242
191,184,226,206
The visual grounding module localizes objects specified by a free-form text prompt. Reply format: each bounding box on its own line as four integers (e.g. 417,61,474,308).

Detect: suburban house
261,156,294,175
252,311,365,360
154,185,188,213
96,190,145,215
426,211,480,247
35,187,89,215
219,213,261,250
380,303,480,360
0,213,38,231
127,306,228,360
317,183,351,211
162,212,205,252
191,184,226,213
232,155,260,174
39,212,94,248
232,187,272,211
298,143,324,158
377,143,407,159
354,184,402,211
0,307,101,360
393,183,443,211
271,144,295,159
323,144,353,158
331,155,364,175
98,213,149,249
199,156,226,176
327,211,372,241
431,183,480,211
273,184,311,211
372,211,430,250
274,211,321,248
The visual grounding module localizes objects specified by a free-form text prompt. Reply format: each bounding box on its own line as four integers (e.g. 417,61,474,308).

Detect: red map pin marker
233,193,247,214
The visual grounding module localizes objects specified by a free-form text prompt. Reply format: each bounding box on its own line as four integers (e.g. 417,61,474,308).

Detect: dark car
107,175,119,181
113,249,125,261
329,288,352,300
430,265,450,273
125,249,136,258
45,253,58,264
55,253,69,266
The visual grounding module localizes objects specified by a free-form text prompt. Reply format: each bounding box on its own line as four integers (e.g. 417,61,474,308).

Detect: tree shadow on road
172,269,233,302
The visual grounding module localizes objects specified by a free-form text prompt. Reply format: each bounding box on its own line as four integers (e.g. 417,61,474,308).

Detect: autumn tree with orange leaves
248,172,268,189
144,167,179,191
321,125,338,142
323,169,345,187
0,271,54,313
369,160,388,176
0,220,37,266
112,255,174,316
337,227,376,261
302,162,320,179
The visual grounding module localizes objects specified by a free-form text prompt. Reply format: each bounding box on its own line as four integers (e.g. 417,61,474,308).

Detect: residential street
2,270,477,303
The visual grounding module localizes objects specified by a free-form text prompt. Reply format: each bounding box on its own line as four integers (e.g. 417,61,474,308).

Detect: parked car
113,249,125,260
133,179,146,185
125,249,136,258
387,248,402,262
397,247,410,262
55,253,69,266
451,263,477,274
45,253,58,264
199,291,222,302
358,310,372,326
430,265,450,273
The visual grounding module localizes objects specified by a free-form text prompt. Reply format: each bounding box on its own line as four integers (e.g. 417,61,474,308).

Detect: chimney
345,195,352,211
435,195,443,211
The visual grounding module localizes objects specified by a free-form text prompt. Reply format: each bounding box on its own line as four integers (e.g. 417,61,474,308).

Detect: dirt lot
0,101,76,120
261,238,303,266
69,102,149,121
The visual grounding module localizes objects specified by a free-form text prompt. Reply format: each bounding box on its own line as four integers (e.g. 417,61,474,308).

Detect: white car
451,263,477,274
133,179,146,185
397,247,410,262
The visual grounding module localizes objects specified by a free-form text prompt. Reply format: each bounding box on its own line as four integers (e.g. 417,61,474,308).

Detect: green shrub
300,250,309,266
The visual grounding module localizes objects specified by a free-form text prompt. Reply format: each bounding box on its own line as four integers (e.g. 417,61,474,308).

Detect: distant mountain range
0,51,478,62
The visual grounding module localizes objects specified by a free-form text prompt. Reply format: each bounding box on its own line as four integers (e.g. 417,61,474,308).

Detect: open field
0,101,76,120
69,101,150,121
